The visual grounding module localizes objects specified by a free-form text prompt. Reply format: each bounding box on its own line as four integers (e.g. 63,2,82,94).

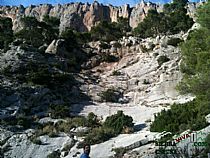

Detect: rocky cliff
0,1,201,32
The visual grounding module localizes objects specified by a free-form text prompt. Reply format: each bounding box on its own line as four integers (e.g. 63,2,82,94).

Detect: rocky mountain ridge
0,1,201,32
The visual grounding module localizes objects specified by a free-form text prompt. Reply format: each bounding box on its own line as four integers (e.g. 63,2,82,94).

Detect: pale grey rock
160,35,169,48
205,114,210,123
38,117,66,124
130,1,160,28
4,133,73,158
70,126,89,133
45,39,65,55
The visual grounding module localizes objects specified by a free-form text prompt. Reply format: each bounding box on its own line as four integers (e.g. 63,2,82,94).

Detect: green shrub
15,16,59,48
29,68,51,85
71,117,88,127
16,117,31,129
27,66,75,87
150,100,209,134
0,116,32,129
103,111,134,134
133,0,194,38
31,137,42,145
47,150,61,158
112,70,122,76
113,42,122,48
15,17,44,48
201,134,210,157
42,126,55,136
43,15,60,28
157,55,170,66
81,111,134,145
175,1,210,138
167,38,183,46
56,117,88,133
143,79,150,84
140,45,149,53
133,10,167,38
74,32,91,44
49,104,70,119
90,18,130,42
102,54,119,63
99,42,111,49
99,88,122,103
84,127,115,145
112,147,128,158
55,120,73,133
87,112,100,128
60,29,78,50
0,17,13,50
153,53,159,57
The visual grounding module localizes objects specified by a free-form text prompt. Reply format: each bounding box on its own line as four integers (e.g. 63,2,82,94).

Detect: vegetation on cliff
15,16,59,48
133,0,194,37
84,111,134,145
151,0,210,144
0,17,13,50
90,17,131,42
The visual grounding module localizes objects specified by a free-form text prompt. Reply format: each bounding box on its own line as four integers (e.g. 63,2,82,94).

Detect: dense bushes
14,62,76,87
15,16,60,48
112,70,122,76
0,116,32,129
87,112,100,128
133,10,168,38
0,17,13,50
104,111,134,134
90,17,130,42
84,127,116,145
29,110,133,146
31,137,42,145
144,2,210,133
178,1,210,100
47,151,61,158
150,100,209,134
59,29,88,70
167,38,183,46
201,134,210,157
164,1,210,137
49,104,70,119
157,55,170,66
99,88,122,103
102,54,119,63
29,70,74,87
84,111,134,145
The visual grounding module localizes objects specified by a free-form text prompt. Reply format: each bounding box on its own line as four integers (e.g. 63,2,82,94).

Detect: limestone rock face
0,1,199,32
129,1,161,28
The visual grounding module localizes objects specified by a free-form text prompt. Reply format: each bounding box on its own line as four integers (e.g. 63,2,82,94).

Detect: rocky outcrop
0,1,200,32
0,44,87,119
129,1,162,28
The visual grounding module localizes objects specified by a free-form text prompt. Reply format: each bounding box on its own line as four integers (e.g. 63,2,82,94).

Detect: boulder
45,39,65,55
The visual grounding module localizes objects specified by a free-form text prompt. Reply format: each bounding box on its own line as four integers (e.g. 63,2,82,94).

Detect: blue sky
0,0,199,7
